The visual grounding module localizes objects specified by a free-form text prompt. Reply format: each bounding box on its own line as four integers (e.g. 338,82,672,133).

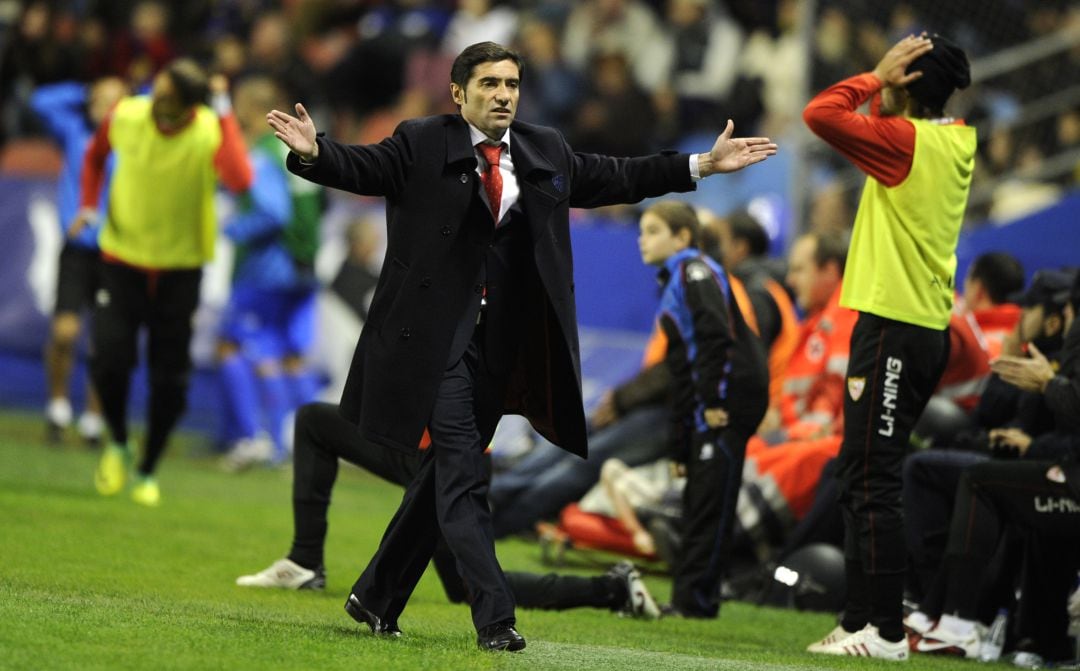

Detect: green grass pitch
0,409,977,670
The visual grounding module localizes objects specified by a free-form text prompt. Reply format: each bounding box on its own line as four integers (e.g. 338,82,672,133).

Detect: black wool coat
287,114,695,458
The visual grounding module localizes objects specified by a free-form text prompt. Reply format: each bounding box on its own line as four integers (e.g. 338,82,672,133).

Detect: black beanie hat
905,34,971,113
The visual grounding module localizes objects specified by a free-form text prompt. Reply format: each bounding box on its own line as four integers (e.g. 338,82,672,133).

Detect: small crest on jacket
551,174,566,193
686,261,711,282
847,376,866,402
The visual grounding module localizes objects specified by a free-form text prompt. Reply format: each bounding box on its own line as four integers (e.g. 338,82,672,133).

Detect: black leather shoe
477,622,526,652
344,594,402,637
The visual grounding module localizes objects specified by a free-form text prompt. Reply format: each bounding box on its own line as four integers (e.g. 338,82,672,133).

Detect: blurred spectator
989,141,1064,224
513,18,582,128
109,1,176,88
562,0,666,92
738,0,804,132
246,11,321,109
441,0,519,57
324,2,450,121
649,0,745,137
211,33,248,83
571,49,656,157
0,2,81,142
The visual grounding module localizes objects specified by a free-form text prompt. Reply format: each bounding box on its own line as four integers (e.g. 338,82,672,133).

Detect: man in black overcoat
266,41,776,651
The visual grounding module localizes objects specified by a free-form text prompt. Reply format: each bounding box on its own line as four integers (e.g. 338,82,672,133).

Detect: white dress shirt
468,124,519,224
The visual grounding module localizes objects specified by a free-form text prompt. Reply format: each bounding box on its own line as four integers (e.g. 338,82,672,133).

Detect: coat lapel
444,115,477,168
509,126,564,246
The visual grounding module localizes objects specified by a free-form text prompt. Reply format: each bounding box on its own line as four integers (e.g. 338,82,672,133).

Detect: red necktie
477,142,503,224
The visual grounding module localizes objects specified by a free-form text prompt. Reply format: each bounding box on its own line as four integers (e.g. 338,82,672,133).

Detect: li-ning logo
1034,496,1080,514
878,357,902,437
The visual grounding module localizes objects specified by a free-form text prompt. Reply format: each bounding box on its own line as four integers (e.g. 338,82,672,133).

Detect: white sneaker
47,398,73,428
77,412,104,444
236,558,325,590
903,610,934,639
807,625,859,653
915,622,981,658
220,436,274,473
608,561,661,620
815,625,909,661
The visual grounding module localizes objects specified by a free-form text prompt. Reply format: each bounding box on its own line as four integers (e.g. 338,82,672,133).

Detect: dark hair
727,210,769,257
450,42,524,89
645,201,701,248
905,34,970,116
810,230,849,275
968,252,1025,305
165,58,209,108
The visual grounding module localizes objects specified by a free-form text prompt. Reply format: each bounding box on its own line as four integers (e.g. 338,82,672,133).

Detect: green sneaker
130,476,160,507
94,443,131,496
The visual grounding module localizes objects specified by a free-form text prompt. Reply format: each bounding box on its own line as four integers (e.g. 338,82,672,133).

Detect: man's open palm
267,103,318,161
709,119,777,174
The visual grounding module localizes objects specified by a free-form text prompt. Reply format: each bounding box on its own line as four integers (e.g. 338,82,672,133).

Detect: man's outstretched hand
699,119,778,177
267,103,318,162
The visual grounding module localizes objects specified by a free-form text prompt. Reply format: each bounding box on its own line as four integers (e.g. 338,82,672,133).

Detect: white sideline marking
525,640,831,670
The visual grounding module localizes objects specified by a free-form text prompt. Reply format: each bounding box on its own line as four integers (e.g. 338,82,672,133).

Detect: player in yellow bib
802,34,976,660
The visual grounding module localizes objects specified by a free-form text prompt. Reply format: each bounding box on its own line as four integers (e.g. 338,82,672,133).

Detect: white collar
467,122,511,153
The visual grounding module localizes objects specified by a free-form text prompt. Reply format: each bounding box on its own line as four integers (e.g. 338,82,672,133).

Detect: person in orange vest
702,209,800,410
740,231,856,526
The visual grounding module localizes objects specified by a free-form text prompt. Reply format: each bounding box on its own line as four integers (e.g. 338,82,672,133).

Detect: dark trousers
672,424,754,617
91,261,201,476
837,313,948,638
944,460,1080,621
902,448,988,603
351,332,514,631
289,402,622,612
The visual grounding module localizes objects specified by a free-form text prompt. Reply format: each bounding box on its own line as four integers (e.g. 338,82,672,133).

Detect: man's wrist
695,153,714,179
297,140,319,165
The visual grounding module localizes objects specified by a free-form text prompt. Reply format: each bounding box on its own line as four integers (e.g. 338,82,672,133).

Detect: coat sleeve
286,124,414,199
568,148,695,208
683,260,735,409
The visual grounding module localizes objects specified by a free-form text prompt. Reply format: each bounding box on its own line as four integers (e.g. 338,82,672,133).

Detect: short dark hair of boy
968,252,1025,305
646,201,701,249
450,42,524,89
727,210,769,258
166,58,209,109
811,230,849,276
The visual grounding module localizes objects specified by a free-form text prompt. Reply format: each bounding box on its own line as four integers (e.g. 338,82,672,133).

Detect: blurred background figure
79,59,251,506
217,75,324,472
442,0,519,57
312,216,382,403
30,75,127,446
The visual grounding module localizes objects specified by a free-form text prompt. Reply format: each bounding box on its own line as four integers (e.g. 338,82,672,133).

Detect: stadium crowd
1,0,1079,663
2,0,1078,227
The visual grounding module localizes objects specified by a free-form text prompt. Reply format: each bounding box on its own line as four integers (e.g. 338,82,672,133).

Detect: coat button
399,327,411,340
459,173,468,183
420,277,432,288
441,226,451,236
